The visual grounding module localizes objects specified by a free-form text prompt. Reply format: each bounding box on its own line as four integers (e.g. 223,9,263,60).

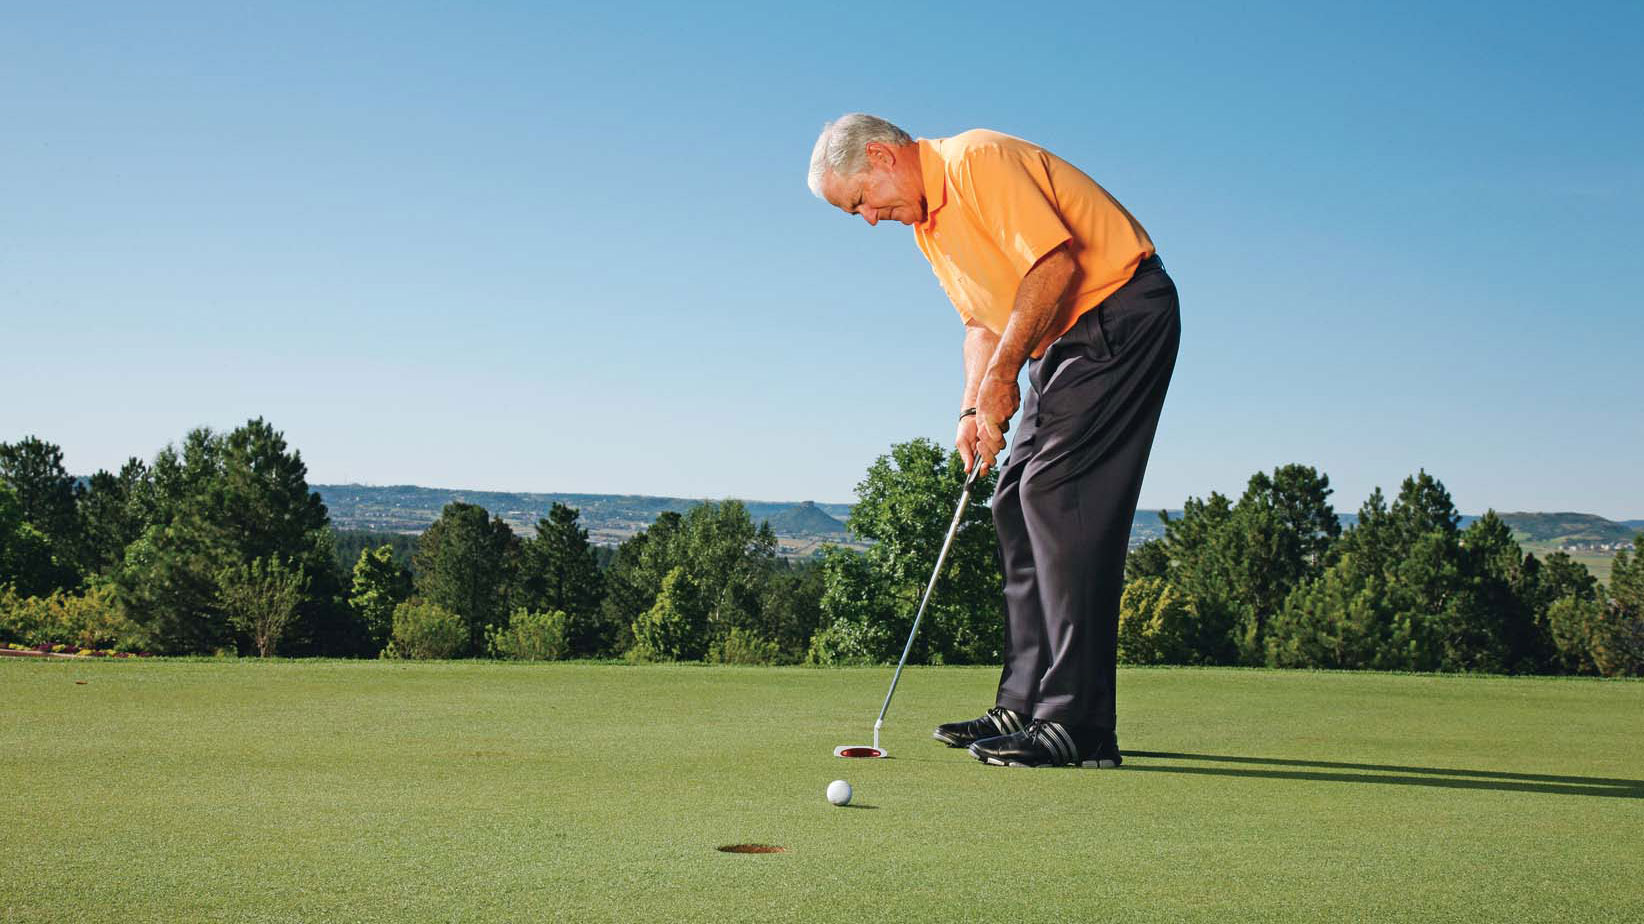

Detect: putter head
833,745,887,759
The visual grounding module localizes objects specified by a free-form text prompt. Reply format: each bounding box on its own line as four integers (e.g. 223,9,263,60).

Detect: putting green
3,660,1640,922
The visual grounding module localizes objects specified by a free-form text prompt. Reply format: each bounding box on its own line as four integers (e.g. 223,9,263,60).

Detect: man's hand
956,414,985,474
973,369,1020,475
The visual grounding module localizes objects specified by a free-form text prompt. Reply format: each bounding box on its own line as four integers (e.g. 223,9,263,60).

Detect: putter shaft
872,459,986,746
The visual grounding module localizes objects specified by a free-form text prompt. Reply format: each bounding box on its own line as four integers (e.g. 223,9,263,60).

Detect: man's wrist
982,363,1020,385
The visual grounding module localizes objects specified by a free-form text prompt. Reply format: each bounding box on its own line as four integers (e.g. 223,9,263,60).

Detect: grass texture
3,660,1641,923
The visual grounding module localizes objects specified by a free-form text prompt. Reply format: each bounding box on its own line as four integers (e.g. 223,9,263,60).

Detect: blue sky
2,1,1639,519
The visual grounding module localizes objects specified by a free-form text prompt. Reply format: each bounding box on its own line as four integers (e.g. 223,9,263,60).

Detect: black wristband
959,407,977,420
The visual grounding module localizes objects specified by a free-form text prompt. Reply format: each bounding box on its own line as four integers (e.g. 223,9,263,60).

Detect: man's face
821,142,926,226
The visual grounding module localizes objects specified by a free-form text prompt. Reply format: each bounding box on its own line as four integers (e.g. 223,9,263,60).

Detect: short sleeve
954,145,1072,278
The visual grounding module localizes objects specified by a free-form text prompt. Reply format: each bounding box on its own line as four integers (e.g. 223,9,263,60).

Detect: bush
709,626,779,665
384,600,467,659
0,583,146,651
216,557,306,658
806,616,892,666
1117,577,1199,665
486,608,569,661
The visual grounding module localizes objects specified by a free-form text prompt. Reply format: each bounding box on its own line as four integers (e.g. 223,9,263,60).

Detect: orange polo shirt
912,131,1154,356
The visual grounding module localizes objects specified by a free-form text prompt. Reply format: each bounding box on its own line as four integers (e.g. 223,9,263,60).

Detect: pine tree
0,482,60,597
0,436,86,587
413,502,519,655
599,511,685,656
517,503,606,655
78,458,153,575
111,420,344,654
1461,511,1549,672
1224,465,1340,663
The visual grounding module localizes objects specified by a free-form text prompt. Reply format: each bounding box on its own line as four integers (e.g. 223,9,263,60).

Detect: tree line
1120,465,1643,677
2,424,1639,675
0,421,824,662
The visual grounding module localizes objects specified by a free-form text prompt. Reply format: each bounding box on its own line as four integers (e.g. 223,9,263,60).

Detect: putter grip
965,441,988,487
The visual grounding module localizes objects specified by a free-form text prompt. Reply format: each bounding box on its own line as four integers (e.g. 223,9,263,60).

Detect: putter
834,446,990,759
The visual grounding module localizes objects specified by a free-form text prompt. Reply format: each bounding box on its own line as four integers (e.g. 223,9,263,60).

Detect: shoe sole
969,746,1120,769
932,730,972,748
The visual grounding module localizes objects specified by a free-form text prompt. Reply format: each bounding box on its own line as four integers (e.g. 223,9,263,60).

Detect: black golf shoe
932,706,1028,748
968,720,1123,768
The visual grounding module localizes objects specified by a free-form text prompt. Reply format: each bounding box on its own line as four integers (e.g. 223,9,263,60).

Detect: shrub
806,616,892,666
216,557,306,658
0,586,43,645
384,600,467,660
1117,577,1199,665
0,584,146,651
710,627,780,665
486,608,569,661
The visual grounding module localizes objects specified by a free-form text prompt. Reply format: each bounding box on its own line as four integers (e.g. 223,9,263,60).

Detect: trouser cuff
1031,706,1115,733
995,693,1033,717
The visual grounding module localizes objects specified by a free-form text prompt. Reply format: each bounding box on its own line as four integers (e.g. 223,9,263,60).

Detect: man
808,114,1180,768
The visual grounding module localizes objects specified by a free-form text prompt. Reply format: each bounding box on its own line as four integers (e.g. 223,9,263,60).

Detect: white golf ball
826,779,853,806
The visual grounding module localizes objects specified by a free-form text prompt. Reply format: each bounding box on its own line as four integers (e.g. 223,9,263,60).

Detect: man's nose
861,208,879,226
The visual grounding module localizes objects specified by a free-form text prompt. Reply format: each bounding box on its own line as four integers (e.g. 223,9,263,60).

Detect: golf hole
717,844,787,854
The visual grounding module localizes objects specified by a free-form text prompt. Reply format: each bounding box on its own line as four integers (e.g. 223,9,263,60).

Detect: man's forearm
986,247,1077,381
962,324,998,410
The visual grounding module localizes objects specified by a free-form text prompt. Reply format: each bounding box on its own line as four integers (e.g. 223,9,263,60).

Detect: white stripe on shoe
1040,722,1078,765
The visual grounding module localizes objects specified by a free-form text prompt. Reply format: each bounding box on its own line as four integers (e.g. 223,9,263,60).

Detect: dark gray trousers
992,255,1180,731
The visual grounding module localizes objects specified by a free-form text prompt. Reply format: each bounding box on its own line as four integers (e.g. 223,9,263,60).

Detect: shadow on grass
1125,751,1644,799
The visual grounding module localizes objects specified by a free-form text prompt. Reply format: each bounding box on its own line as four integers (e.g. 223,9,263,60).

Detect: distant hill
313,483,1637,556
1121,509,1641,549
762,501,850,538
312,484,858,549
1493,512,1640,545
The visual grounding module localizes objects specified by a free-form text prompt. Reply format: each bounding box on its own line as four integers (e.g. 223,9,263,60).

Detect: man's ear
863,141,894,169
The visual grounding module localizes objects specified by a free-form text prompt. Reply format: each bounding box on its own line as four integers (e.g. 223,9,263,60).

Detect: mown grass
1522,540,1619,584
3,660,1641,923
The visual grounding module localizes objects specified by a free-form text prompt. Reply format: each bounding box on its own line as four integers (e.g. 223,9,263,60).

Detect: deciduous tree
349,544,413,651
630,566,709,661
842,438,1000,664
216,556,306,657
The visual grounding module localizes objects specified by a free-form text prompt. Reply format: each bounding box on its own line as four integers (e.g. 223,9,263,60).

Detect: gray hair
807,113,913,198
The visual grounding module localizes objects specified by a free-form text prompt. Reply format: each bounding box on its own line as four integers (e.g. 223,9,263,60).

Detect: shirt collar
915,138,948,227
